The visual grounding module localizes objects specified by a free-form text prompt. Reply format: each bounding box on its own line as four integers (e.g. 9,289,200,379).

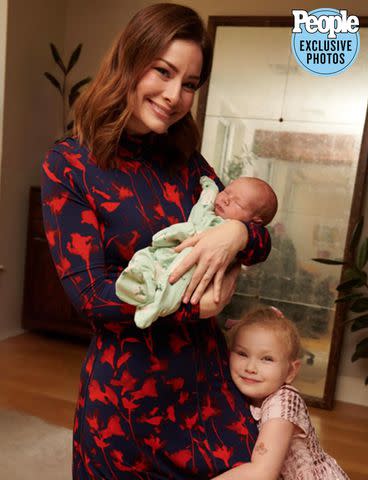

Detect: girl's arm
211,418,294,480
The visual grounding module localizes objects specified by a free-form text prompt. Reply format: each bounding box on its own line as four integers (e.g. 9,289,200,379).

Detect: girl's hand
199,263,241,319
169,220,248,304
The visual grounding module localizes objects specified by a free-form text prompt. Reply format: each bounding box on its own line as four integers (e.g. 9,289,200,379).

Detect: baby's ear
286,359,301,384
252,215,263,224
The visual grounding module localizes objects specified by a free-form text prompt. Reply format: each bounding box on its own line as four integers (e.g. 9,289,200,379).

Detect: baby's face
214,179,259,222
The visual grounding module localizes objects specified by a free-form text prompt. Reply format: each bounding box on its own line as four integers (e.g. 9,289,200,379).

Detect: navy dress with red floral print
41,134,271,480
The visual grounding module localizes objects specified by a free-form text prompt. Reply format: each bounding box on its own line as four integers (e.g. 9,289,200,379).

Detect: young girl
213,306,349,480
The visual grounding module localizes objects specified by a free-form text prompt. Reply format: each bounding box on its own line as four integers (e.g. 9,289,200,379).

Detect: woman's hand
168,220,248,304
199,263,241,318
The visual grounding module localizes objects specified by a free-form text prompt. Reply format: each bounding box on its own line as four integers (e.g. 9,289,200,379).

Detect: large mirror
197,16,368,408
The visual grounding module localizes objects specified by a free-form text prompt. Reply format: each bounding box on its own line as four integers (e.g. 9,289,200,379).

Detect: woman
42,4,271,479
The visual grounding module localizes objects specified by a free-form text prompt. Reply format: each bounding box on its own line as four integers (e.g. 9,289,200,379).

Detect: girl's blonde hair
73,3,213,169
229,306,302,361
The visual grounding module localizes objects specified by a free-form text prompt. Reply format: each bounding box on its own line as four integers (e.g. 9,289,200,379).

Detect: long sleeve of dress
41,141,198,328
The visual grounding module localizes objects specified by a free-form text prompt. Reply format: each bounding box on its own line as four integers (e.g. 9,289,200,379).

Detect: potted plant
313,217,368,384
44,43,91,135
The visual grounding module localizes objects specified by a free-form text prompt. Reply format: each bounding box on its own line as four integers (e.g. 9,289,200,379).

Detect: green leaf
338,268,367,291
342,267,364,282
68,77,91,107
50,43,66,74
350,297,368,313
70,77,91,96
357,238,368,270
335,292,363,304
67,43,82,73
351,336,368,362
311,258,345,265
69,90,80,108
336,277,365,291
44,72,62,94
350,217,364,253
351,313,368,332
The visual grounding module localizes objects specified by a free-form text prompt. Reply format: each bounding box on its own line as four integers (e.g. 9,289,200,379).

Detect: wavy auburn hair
73,3,213,169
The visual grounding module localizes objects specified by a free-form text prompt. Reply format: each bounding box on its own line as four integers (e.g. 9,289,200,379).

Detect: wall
0,0,66,339
63,0,156,86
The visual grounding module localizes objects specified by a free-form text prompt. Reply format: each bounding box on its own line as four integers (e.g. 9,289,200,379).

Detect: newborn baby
115,176,277,328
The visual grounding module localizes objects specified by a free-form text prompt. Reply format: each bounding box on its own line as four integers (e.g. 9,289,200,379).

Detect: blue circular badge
291,8,360,76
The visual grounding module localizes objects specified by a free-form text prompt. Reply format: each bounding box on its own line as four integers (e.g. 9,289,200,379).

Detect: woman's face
127,39,203,135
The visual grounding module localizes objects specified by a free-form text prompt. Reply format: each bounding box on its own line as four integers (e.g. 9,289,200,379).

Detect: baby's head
228,306,301,406
215,177,277,225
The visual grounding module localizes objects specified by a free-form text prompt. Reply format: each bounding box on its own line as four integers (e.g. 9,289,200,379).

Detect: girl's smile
240,376,261,384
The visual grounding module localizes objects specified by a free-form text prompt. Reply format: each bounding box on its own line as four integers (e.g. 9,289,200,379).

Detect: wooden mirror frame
197,16,368,409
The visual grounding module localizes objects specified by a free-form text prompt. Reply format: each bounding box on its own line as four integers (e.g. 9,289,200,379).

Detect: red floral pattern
42,134,271,479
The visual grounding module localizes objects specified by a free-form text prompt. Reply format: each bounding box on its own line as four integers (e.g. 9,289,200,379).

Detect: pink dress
250,385,349,480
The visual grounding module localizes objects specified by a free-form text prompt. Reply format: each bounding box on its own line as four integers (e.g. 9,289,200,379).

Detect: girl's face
229,324,300,406
127,39,203,135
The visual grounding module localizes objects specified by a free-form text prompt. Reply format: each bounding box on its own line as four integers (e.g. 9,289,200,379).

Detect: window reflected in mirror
200,21,368,406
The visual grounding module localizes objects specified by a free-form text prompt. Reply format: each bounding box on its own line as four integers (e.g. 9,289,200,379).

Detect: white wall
0,0,66,339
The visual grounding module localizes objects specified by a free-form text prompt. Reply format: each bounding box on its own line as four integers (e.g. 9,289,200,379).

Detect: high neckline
117,131,157,159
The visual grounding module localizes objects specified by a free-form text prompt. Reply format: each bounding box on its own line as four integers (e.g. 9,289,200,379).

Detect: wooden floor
0,332,367,479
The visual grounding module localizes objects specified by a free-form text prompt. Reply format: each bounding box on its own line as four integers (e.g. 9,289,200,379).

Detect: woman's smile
147,98,174,120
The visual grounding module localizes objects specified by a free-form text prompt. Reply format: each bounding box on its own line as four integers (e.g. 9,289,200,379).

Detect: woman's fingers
174,233,201,253
220,264,241,304
212,268,226,303
199,267,241,318
199,283,218,319
169,248,199,284
186,263,219,304
190,259,240,305
170,221,247,303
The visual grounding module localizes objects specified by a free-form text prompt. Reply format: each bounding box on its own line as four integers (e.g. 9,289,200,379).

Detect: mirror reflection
201,24,368,404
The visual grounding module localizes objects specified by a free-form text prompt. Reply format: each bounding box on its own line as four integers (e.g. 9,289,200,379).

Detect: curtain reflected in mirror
198,18,368,408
